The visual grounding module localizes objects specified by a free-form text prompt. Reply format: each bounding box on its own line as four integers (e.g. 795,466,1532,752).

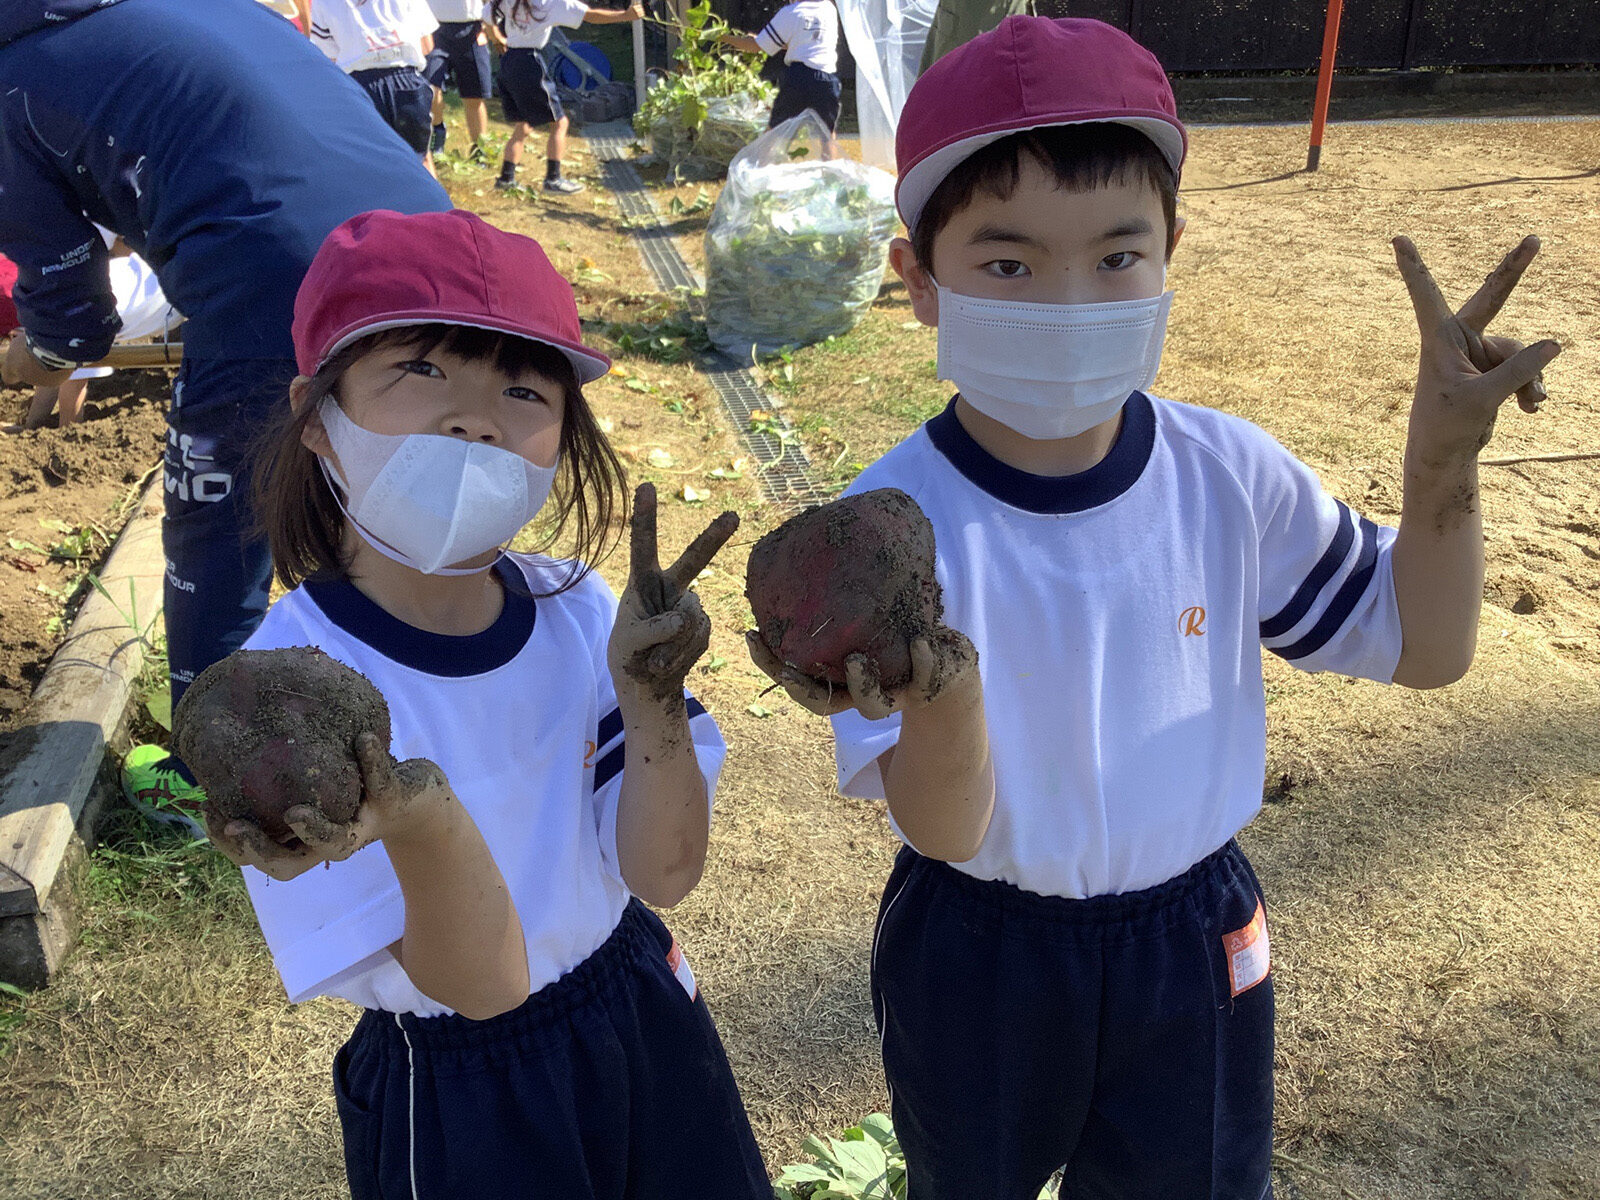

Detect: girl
310,0,442,171
485,0,644,193
206,208,768,1199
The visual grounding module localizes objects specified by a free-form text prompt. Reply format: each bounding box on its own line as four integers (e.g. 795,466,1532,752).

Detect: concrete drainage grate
587,125,832,510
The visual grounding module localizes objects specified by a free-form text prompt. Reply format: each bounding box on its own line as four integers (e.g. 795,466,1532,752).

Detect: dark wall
852,0,1600,72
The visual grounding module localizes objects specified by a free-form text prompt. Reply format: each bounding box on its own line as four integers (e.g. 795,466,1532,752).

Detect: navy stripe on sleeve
592,696,709,793
1260,501,1355,640
1270,516,1379,662
760,20,784,44
596,706,624,754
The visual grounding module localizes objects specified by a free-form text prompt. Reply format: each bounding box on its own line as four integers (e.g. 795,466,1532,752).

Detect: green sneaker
121,744,208,840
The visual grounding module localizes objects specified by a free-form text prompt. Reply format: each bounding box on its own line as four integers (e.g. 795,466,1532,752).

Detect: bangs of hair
252,323,627,594
911,124,1179,272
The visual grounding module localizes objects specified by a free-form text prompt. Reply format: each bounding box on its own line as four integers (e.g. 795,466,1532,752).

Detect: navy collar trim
924,393,1156,514
303,557,537,677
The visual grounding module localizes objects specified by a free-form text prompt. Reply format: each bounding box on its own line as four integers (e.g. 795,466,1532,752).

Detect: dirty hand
745,625,979,720
1393,235,1561,457
609,482,740,705
207,734,455,881
626,3,645,19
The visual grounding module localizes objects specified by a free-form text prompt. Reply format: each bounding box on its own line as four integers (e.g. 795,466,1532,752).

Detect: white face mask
316,399,558,575
935,284,1174,441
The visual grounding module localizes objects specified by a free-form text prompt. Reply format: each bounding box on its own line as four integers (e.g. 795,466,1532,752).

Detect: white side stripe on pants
395,1014,421,1200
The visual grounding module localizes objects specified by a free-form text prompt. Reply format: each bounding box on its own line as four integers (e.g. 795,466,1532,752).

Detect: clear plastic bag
836,0,939,168
642,89,771,180
704,112,899,362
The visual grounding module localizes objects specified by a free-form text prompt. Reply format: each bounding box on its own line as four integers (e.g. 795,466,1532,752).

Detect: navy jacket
0,0,450,362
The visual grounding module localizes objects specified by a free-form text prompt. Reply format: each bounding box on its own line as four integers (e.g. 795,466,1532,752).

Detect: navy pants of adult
352,66,434,153
334,900,771,1199
162,356,293,708
769,62,841,132
871,841,1276,1200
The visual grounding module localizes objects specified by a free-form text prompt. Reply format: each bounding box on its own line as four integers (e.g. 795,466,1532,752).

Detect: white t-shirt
312,0,438,71
830,394,1403,899
486,0,587,49
240,554,727,1015
755,0,838,73
427,0,483,22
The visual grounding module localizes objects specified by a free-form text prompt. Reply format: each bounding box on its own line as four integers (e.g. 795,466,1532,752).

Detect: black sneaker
494,176,518,190
430,124,446,155
467,142,487,164
544,176,585,194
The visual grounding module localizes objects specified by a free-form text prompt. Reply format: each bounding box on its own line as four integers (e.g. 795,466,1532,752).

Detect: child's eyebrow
1094,219,1155,242
967,225,1049,250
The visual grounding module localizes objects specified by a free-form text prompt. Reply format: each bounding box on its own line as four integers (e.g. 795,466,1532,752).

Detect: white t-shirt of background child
754,0,838,73
829,393,1404,900
240,554,727,1016
312,0,438,71
428,0,483,23
486,0,588,49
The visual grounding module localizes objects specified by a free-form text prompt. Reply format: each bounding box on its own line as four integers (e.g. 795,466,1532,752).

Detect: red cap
292,209,611,383
0,253,19,335
895,16,1186,233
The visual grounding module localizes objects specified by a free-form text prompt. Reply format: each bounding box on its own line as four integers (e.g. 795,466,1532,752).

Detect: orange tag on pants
667,938,698,1001
1223,901,1271,997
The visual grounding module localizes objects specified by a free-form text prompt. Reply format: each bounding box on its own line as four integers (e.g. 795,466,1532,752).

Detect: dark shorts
872,841,1276,1200
351,66,434,153
769,62,842,131
497,46,562,126
334,900,770,1200
423,19,492,99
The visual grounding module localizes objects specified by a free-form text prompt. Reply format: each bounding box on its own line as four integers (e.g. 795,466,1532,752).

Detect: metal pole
1307,0,1345,171
633,15,646,109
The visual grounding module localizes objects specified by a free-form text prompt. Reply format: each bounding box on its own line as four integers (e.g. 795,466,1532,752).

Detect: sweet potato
745,488,942,689
172,647,390,841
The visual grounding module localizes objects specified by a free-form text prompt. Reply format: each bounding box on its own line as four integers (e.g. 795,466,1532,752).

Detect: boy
310,0,440,169
485,0,644,195
423,0,492,157
722,0,842,133
746,16,1558,1199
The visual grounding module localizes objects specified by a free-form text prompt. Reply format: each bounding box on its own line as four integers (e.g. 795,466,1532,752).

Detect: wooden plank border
0,476,166,988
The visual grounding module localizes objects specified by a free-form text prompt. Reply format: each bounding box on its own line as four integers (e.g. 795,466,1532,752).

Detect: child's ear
292,377,333,456
889,237,941,329
1168,215,1187,259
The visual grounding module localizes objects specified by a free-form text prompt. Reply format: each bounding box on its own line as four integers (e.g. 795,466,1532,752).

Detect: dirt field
0,114,1596,1199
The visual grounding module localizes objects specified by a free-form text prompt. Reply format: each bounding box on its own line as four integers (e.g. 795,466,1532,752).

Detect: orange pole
1306,0,1345,171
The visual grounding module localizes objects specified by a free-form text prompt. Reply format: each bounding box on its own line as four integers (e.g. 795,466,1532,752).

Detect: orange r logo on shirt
1180,606,1207,636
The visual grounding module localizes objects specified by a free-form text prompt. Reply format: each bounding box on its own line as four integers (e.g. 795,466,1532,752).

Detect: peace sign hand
608,482,740,707
1392,235,1560,457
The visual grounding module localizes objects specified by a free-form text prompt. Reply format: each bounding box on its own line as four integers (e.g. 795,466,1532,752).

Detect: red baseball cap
895,16,1187,233
292,208,611,383
0,253,20,335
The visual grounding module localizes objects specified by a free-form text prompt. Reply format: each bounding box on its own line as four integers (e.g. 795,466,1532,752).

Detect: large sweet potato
745,488,942,689
172,647,391,841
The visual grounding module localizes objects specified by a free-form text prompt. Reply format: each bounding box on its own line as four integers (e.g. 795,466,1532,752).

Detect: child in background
208,208,768,1199
748,16,1558,1199
722,0,842,133
310,0,441,171
485,0,644,194
423,0,493,157
1,235,181,433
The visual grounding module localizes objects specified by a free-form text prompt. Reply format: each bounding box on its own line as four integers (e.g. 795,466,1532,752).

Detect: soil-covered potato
745,488,943,689
172,646,391,841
